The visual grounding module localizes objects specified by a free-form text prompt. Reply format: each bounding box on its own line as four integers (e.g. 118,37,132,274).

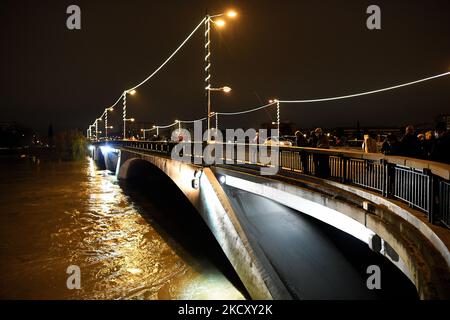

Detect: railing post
383,161,395,198
341,155,347,184
425,169,436,224
202,141,209,166
381,159,388,197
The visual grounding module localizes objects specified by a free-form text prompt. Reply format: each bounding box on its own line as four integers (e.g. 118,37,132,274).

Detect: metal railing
97,140,450,228
393,166,431,213
440,180,450,228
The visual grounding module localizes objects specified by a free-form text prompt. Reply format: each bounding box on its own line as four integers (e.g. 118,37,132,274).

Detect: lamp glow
227,10,237,18
222,86,232,93
215,19,226,27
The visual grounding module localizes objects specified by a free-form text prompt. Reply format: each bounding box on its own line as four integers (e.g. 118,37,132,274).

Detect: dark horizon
1,0,449,135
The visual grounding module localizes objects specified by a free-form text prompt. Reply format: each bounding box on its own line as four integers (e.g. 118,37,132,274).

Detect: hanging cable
279,72,450,104
110,92,125,109
98,18,206,117
178,117,207,123
155,122,178,129
216,102,277,116
126,18,207,92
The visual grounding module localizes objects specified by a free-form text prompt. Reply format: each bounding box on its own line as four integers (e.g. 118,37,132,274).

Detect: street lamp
123,90,136,139
104,107,114,139
205,9,237,141
175,120,182,134
89,124,95,140
208,86,232,93
206,86,231,135
95,118,102,141
141,128,154,140
268,99,280,141
153,125,159,137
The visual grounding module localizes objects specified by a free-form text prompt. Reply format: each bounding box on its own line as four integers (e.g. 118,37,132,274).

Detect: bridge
89,139,450,300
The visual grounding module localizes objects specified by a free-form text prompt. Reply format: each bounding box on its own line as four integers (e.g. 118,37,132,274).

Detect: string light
216,102,277,116
90,17,206,130
88,4,449,140
126,18,207,92
279,72,450,104
211,72,449,118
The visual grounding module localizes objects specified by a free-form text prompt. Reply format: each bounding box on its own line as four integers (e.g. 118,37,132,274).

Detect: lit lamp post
123,89,136,139
208,86,231,135
269,99,280,140
205,10,237,141
123,117,135,139
95,118,103,141
175,120,182,136
104,107,114,139
89,124,95,140
141,128,153,140
153,125,159,137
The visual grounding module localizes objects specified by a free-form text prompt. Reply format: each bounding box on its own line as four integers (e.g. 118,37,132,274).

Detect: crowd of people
294,123,450,165
378,123,449,164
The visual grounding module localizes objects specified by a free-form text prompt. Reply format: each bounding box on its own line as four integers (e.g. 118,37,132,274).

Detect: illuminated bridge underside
92,145,450,300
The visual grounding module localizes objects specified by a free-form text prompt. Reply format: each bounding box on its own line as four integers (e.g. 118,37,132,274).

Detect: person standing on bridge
381,134,400,155
362,132,378,153
313,128,330,178
250,132,260,164
295,131,309,173
399,125,421,158
295,131,308,147
422,131,435,158
430,122,450,164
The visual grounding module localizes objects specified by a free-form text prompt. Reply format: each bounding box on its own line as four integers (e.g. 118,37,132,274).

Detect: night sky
1,0,449,134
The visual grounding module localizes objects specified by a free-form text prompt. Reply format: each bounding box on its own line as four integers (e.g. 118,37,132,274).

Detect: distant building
342,127,402,141
436,114,450,130
0,122,34,148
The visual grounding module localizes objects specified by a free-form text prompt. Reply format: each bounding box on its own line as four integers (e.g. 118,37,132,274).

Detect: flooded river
0,157,246,299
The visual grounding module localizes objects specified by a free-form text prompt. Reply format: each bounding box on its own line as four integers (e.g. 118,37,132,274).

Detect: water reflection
0,158,245,300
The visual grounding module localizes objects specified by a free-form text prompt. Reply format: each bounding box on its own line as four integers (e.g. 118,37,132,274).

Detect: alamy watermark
65,5,381,32
66,265,81,290
170,121,280,176
366,5,381,30
366,265,381,290
66,5,81,30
